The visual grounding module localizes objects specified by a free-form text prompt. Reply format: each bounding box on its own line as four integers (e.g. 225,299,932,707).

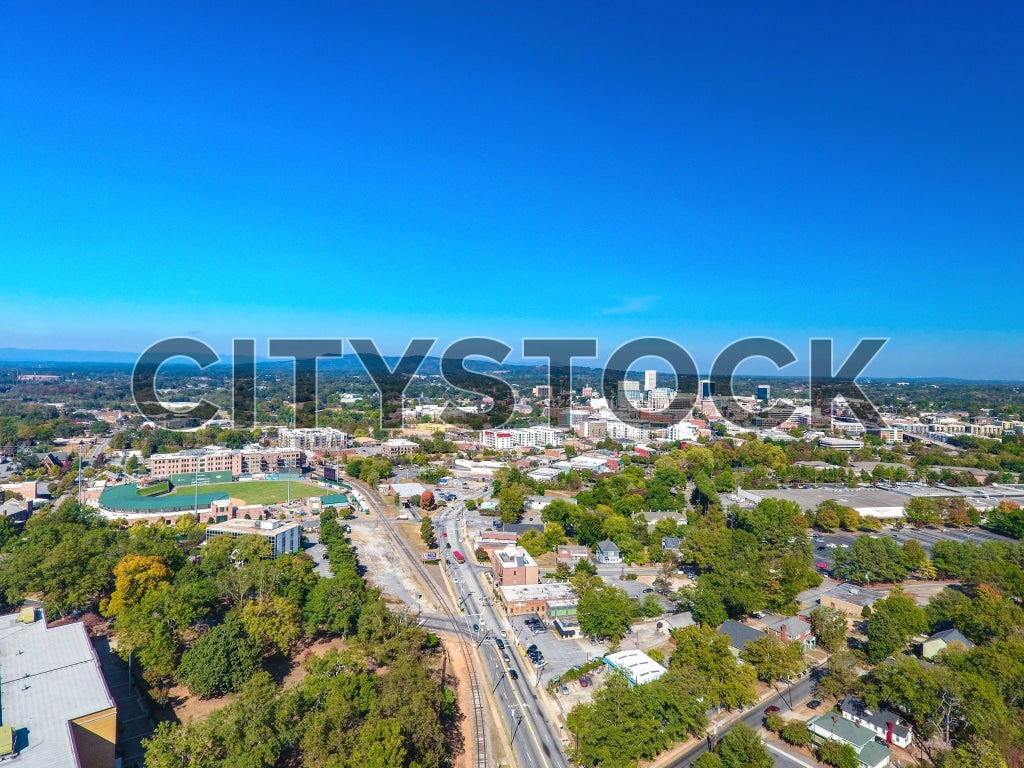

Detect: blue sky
2,3,1023,377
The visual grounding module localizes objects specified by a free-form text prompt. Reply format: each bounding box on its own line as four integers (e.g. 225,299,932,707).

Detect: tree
419,489,435,511
102,554,174,617
240,595,303,654
818,739,859,768
669,625,757,710
498,487,524,524
809,605,849,653
816,650,861,703
577,585,634,641
780,720,811,747
518,529,548,558
866,589,927,663
832,535,910,584
739,635,805,685
419,517,436,548
176,619,261,698
716,722,773,768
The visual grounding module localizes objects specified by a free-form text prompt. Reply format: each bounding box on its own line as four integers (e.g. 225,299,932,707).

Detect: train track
347,479,490,768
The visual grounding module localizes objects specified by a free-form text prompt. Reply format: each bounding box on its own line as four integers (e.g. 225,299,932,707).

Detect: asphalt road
437,505,572,768
666,672,819,768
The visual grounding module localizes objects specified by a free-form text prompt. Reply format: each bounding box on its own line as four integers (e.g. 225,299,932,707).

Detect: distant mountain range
0,348,141,363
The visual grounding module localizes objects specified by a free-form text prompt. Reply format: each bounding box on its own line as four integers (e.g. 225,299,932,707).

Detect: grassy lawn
167,480,329,506
137,481,170,496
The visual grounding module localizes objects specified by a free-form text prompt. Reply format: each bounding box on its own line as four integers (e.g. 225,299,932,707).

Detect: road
666,673,819,767
436,504,572,768
346,477,572,768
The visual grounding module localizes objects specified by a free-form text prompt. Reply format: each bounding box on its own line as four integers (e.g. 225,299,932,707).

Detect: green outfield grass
137,481,170,496
167,480,329,506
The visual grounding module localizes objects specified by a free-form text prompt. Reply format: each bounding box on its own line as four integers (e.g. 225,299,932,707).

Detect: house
594,540,621,564
661,536,681,554
555,545,590,568
0,499,31,524
921,628,974,660
819,583,884,618
808,713,892,768
717,620,766,656
656,611,695,636
840,696,913,749
764,614,816,649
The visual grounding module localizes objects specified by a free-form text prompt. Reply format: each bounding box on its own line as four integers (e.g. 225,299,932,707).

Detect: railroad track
347,479,489,768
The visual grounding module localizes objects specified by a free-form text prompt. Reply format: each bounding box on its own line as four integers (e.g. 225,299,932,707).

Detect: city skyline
3,4,1023,377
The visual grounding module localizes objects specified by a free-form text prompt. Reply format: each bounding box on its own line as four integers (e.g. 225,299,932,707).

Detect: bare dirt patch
169,685,238,725
347,518,442,612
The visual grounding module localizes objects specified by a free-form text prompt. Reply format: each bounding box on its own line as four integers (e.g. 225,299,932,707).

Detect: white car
500,630,507,637
827,543,837,549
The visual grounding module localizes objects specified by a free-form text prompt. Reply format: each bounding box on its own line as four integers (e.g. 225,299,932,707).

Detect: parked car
642,587,654,593
578,676,588,688
526,644,538,654
764,705,780,715
807,699,822,709
561,683,569,694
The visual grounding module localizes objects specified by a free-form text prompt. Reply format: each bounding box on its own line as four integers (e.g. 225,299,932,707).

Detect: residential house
660,536,681,554
594,540,621,564
764,614,816,650
840,696,913,749
921,628,974,660
555,545,590,569
717,620,766,657
808,713,892,768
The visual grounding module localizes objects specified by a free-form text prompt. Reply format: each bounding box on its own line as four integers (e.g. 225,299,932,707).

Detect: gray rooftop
717,620,766,651
821,582,885,608
0,612,115,767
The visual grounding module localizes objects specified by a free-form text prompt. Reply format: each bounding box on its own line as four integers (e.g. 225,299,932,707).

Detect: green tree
866,589,927,663
419,517,436,548
177,618,262,698
498,487,524,524
818,739,858,768
808,605,849,653
739,635,805,685
240,595,303,654
716,722,773,768
577,585,634,641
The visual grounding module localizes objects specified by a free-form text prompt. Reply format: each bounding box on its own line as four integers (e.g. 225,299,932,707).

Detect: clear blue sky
2,3,1023,377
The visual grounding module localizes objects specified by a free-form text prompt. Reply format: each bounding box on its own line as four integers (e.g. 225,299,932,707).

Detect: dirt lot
346,517,442,612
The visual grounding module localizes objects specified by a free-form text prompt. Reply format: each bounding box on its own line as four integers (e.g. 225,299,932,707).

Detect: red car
816,561,828,569
579,676,589,688
764,705,780,715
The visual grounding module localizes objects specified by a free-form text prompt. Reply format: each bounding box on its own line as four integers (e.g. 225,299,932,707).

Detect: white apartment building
479,427,565,450
604,420,651,442
276,427,348,451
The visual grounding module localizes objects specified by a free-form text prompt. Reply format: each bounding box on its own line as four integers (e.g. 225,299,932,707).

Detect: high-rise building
644,369,658,392
757,384,771,402
700,380,716,399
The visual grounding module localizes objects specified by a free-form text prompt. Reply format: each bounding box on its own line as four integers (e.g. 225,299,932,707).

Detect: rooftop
604,649,668,685
0,611,116,767
821,583,885,608
717,620,766,651
500,583,576,604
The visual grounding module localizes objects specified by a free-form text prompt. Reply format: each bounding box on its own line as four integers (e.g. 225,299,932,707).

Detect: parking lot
812,524,1015,570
